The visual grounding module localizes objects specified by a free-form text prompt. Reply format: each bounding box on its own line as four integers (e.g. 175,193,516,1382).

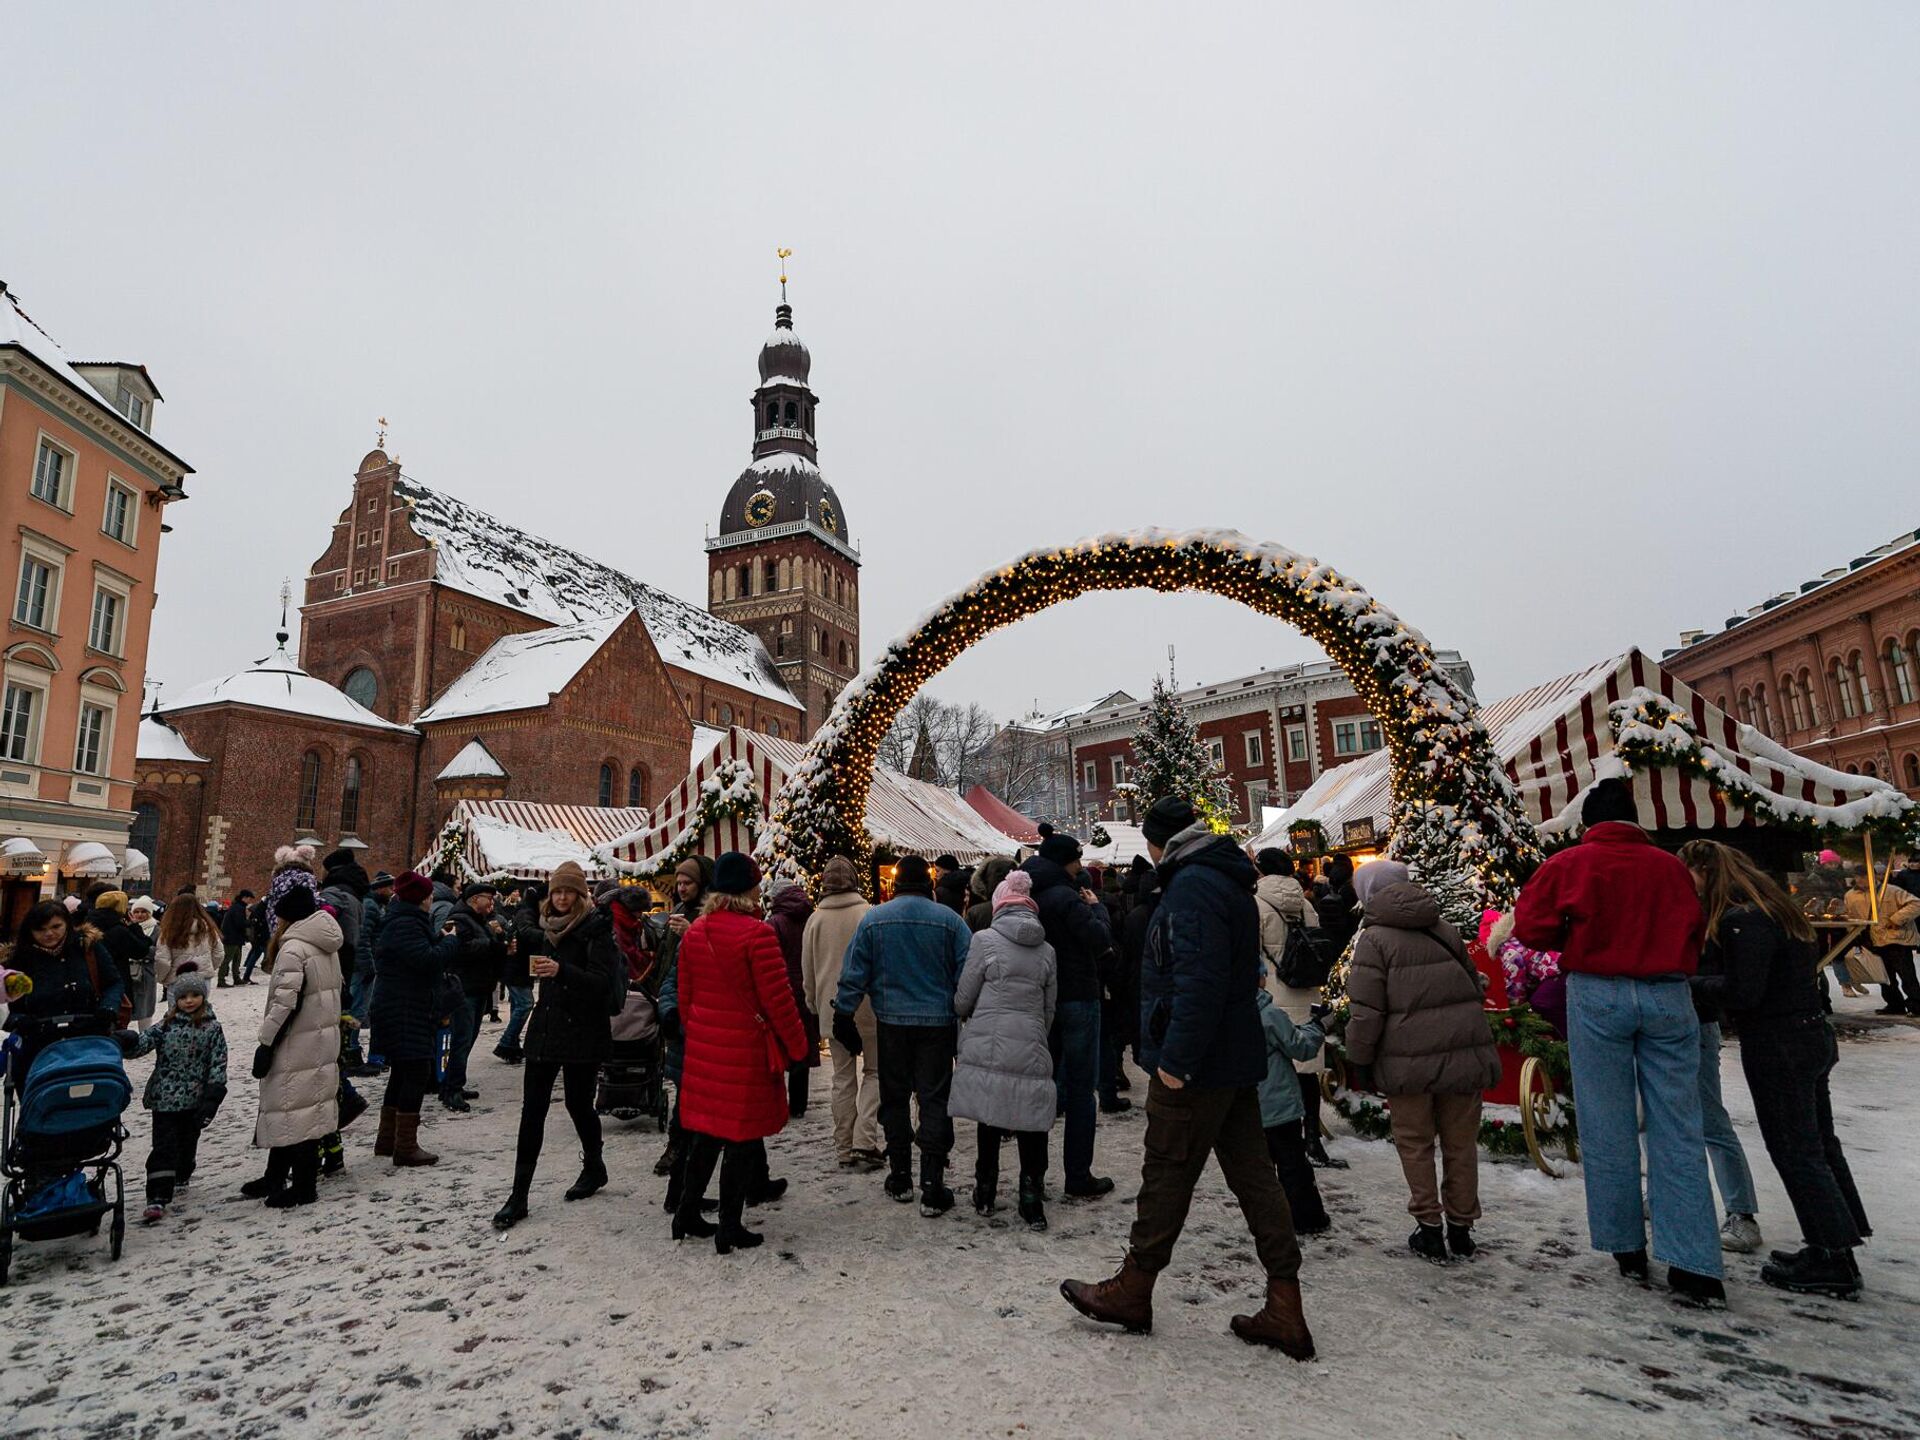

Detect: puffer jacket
949,907,1058,1133
802,890,871,1022
370,900,460,1062
676,907,808,1143
1344,881,1501,1096
835,893,972,1026
965,856,1017,934
1019,856,1116,1003
767,883,820,1065
1254,988,1325,1129
254,910,344,1148
1254,873,1325,1075
520,904,616,1065
1138,824,1265,1090
1868,883,1920,948
128,1008,229,1112
153,932,221,989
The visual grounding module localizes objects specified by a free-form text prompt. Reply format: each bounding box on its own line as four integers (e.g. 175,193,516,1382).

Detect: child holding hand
123,971,229,1222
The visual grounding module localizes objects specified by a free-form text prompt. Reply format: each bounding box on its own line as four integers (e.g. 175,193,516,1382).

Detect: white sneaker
1720,1212,1762,1253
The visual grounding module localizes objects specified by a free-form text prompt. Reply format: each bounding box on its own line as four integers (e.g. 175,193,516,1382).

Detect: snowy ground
5,986,1918,1440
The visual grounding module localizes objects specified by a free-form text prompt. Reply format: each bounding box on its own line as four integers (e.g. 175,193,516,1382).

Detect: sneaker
440,1093,472,1113
1667,1266,1728,1309
1760,1247,1861,1298
1445,1222,1477,1259
142,1203,165,1224
1306,1139,1350,1171
1720,1213,1762,1254
1409,1223,1450,1264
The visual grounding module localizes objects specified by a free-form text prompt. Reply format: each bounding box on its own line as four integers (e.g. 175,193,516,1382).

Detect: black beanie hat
274,885,317,924
1256,847,1294,877
1581,776,1639,828
892,855,934,894
1142,795,1197,848
1037,832,1082,865
712,850,761,896
321,848,355,873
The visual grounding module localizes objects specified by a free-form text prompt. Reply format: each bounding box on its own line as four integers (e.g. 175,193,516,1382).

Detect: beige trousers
830,1000,882,1158
1387,1091,1483,1227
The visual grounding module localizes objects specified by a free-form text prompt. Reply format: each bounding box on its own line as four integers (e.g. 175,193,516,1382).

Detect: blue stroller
1,1016,133,1284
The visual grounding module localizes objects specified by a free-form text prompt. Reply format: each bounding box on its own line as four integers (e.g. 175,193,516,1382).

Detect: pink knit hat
992,870,1039,914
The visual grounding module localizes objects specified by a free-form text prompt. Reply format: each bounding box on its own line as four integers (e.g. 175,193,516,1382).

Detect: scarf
540,900,590,945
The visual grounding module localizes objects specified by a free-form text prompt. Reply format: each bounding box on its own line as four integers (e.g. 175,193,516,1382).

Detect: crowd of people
0,779,1886,1354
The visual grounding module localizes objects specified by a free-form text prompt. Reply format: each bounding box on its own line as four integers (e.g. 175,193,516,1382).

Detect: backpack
1276,921,1338,991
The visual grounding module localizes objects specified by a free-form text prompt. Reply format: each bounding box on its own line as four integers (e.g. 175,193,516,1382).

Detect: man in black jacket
1021,832,1119,1199
218,889,254,988
441,884,507,1111
1061,796,1313,1361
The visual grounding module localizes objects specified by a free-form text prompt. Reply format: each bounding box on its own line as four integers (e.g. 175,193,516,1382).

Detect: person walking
494,880,542,1065
1680,841,1872,1299
965,856,1016,934
491,862,617,1230
441,884,507,1112
123,971,228,1222
1515,777,1724,1308
1252,849,1344,1170
218,888,253,988
833,854,973,1215
153,889,223,991
802,855,881,1169
242,893,270,983
369,871,460,1167
83,889,147,1025
1342,860,1502,1262
1061,796,1314,1359
1020,832,1119,1199
242,887,344,1208
950,869,1057,1230
125,898,160,1023
671,853,810,1253
766,878,819,1119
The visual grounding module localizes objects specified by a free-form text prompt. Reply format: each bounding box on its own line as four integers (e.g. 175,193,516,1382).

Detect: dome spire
777,246,792,307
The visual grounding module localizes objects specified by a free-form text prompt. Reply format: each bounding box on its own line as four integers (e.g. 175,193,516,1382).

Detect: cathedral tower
706,296,860,733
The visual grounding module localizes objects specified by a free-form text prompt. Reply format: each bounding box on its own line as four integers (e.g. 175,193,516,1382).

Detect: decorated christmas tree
1131,673,1234,825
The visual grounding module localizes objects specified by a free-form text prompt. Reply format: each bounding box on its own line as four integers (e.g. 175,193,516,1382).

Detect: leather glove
831,1008,863,1057
251,1044,275,1080
659,1009,681,1045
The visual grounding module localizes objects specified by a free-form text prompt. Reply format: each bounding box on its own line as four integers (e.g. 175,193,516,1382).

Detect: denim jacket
836,893,972,1026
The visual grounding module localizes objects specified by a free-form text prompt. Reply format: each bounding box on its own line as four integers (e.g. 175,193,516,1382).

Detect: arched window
1863,760,1879,778
737,564,751,597
628,766,646,807
1832,659,1858,719
296,750,323,831
764,401,778,428
835,572,845,605
1905,753,1920,789
1754,684,1773,735
1846,763,1861,775
784,400,798,424
723,568,737,601
767,719,781,739
838,640,850,667
1801,668,1822,724
1886,639,1916,706
721,703,733,727
450,619,467,651
711,571,724,604
1737,689,1754,726
130,802,161,881
340,755,363,833
1780,674,1803,730
777,557,791,591
342,667,378,709
1852,651,1875,714
707,702,718,723
598,762,615,807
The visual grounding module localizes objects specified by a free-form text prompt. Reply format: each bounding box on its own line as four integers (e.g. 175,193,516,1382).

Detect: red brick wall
708,534,859,731
131,764,210,902
1069,705,1279,825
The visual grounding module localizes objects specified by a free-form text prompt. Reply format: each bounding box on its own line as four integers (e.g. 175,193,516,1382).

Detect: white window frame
1244,730,1263,767
71,680,121,801
0,664,49,771
14,533,68,633
1286,724,1308,762
1359,717,1383,752
1111,756,1126,785
73,701,109,776
101,477,139,547
88,580,128,657
30,433,76,511
1206,737,1226,769
1083,760,1097,789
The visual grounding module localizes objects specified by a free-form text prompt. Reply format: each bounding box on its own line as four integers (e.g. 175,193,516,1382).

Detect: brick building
135,297,848,900
1664,528,1920,794
0,281,191,924
1050,653,1475,831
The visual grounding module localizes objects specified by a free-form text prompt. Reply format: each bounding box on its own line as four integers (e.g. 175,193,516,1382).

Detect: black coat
1138,834,1264,1090
85,907,149,997
1694,904,1822,1027
1113,872,1160,1048
1019,856,1117,1003
370,900,460,1062
447,902,508,997
3,935,124,1033
520,907,615,1065
220,901,252,946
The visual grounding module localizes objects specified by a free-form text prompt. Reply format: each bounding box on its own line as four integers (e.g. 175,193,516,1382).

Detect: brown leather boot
1060,1252,1156,1334
392,1111,439,1167
1229,1278,1316,1360
373,1107,398,1158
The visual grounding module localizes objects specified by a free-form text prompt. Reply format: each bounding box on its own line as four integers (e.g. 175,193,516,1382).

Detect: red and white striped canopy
438,799,653,880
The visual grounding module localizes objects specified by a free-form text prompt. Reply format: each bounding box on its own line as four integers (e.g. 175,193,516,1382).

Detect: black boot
673,1134,720,1240
884,1154,915,1203
493,1163,537,1230
1615,1249,1650,1283
1667,1266,1728,1309
1305,1135,1349,1170
1760,1247,1861,1299
1017,1174,1048,1232
267,1144,320,1208
714,1142,763,1254
744,1141,786,1205
1445,1222,1477,1259
565,1153,607,1202
244,1146,293,1200
1408,1223,1450,1264
919,1154,954,1218
974,1131,1000,1216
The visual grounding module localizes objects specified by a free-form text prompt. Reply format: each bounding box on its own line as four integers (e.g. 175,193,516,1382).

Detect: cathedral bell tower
706,291,860,735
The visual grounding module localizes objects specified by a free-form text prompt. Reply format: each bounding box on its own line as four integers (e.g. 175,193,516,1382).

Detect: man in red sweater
1515,777,1725,1308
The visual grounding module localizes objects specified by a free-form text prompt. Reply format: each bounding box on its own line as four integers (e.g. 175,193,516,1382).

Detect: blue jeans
1054,1000,1101,1186
1697,1022,1757,1217
500,985,534,1051
1565,973,1722,1278
441,994,480,1096
348,951,377,1029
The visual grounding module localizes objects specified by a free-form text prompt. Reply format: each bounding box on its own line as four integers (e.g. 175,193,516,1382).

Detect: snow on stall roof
136,716,209,764
690,724,727,769
417,614,625,723
393,476,797,708
157,641,413,732
436,738,507,781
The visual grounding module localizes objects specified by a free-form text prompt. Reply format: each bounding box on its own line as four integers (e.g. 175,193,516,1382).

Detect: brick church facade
135,298,856,899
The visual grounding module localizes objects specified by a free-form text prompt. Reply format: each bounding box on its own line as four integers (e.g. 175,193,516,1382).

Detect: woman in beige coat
1253,849,1341,1167
799,856,880,1168
241,887,344,1209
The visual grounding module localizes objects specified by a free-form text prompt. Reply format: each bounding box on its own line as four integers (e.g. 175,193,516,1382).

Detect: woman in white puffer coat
241,886,343,1209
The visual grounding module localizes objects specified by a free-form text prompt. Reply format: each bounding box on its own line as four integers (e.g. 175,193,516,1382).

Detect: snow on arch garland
758,529,1543,911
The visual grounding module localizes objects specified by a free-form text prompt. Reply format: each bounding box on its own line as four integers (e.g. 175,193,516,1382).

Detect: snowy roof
690,724,727,769
136,716,209,763
417,614,625,723
963,785,1042,844
157,640,413,732
1081,822,1151,868
393,477,797,708
433,800,652,881
436,738,507,781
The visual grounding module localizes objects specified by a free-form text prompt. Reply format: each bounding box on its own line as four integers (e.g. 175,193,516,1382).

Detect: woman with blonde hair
1678,840,1871,1298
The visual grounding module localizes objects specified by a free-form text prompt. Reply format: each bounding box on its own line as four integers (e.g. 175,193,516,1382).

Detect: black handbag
253,966,308,1077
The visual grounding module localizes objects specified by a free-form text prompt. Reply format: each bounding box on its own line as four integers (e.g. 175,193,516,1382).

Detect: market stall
426,799,653,884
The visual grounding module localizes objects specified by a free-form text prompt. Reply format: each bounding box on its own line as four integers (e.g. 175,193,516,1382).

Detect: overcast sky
9,4,1917,722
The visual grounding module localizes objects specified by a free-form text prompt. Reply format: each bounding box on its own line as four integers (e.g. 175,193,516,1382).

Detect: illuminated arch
760,529,1541,909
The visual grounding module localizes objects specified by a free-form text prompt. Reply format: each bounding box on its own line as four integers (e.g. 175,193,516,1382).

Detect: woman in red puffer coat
672,852,808,1254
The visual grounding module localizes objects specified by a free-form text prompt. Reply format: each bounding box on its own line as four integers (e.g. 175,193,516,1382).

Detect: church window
777,557,790,590
835,572,845,605
838,640,850,667
711,571,724,604
451,619,467,650
628,766,646,807
343,667,378,709
598,763,615,807
340,755,363,833
721,704,734,726
784,400,798,425
724,568,737,601
737,564,751,597
768,720,781,739
130,803,161,881
296,750,323,831
707,703,719,723
387,561,399,578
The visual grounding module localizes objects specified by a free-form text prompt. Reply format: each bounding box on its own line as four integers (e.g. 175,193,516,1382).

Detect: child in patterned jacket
123,971,229,1222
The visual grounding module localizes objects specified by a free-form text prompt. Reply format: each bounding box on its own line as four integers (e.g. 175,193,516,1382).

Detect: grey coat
948,908,1058,1133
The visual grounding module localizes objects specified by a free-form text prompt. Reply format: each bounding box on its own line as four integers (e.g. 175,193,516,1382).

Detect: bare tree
940,702,999,793
879,692,945,773
984,720,1061,817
